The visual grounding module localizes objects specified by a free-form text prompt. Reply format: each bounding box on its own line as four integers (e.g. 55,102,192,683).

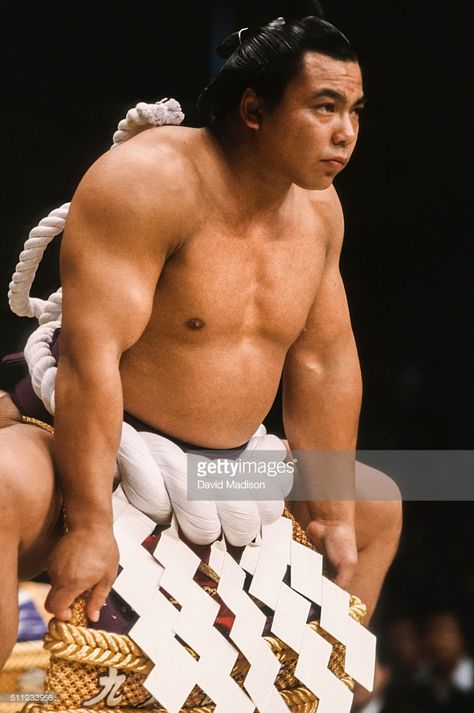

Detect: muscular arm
282,189,362,585
46,143,189,621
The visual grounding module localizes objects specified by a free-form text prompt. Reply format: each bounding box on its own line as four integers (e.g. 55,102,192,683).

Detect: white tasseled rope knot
112,98,184,147
7,97,287,544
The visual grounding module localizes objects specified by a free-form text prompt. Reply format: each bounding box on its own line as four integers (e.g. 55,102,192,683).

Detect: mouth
322,156,347,167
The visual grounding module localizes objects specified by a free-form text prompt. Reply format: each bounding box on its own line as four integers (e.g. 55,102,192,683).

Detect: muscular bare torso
108,126,336,448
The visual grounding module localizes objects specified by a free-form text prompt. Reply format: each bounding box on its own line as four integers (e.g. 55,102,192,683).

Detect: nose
332,112,357,148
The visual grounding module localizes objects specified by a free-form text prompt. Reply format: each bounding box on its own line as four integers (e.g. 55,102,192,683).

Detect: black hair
198,3,358,122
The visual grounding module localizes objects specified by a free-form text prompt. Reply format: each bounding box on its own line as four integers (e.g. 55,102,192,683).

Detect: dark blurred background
1,1,473,708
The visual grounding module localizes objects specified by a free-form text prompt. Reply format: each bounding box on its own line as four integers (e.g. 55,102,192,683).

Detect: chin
294,175,334,191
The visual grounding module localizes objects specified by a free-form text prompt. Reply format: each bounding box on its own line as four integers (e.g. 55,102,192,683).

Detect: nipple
186,318,205,330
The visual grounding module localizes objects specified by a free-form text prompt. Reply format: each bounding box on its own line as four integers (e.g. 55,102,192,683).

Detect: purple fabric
17,597,48,641
1,352,26,367
89,586,138,635
11,375,54,425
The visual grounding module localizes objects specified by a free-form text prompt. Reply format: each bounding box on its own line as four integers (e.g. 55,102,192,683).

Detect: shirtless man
0,14,401,669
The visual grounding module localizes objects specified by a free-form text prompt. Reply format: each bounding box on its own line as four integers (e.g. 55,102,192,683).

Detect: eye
352,106,364,117
315,103,335,114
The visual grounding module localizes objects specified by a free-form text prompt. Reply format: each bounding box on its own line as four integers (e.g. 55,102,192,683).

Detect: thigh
0,401,62,578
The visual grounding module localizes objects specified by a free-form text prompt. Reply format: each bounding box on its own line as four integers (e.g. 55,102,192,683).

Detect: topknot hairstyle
198,2,358,122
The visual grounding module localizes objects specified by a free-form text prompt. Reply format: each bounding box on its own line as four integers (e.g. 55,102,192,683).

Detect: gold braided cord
43,618,299,675
20,415,54,434
41,612,357,699
280,685,318,712
43,621,152,674
349,594,367,622
197,561,219,583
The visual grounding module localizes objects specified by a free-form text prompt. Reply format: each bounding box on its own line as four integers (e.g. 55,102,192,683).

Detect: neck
204,121,294,220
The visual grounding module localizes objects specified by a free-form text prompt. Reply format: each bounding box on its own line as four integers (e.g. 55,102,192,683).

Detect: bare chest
146,219,327,348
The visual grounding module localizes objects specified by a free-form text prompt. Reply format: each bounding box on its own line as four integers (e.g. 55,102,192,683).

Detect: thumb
334,552,358,590
45,585,76,621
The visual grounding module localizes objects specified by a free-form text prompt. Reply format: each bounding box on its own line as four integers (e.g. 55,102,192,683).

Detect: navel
186,317,205,330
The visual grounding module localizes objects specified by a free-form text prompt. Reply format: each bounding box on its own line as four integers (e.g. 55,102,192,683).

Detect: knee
356,463,403,549
0,446,20,491
356,496,403,556
0,429,53,514
373,495,403,546
0,451,26,524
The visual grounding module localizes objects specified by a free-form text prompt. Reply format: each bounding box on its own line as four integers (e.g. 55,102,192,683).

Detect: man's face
424,614,465,669
258,52,365,190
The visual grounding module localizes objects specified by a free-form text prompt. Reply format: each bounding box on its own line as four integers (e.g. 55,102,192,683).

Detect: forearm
283,345,362,448
53,355,123,530
283,352,362,522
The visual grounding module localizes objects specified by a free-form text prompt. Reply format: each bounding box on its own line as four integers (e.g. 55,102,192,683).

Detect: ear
239,88,264,130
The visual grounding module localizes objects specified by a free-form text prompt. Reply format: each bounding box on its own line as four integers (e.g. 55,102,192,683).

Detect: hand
45,526,119,623
306,518,358,590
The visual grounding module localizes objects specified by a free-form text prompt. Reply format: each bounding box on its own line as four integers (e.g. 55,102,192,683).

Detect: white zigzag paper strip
290,538,323,604
248,517,292,609
210,544,289,713
112,493,376,712
320,576,350,646
295,626,354,713
113,544,164,616
271,582,311,653
131,591,199,713
344,616,376,692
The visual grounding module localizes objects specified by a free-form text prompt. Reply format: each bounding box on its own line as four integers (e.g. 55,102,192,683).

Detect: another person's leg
0,395,62,669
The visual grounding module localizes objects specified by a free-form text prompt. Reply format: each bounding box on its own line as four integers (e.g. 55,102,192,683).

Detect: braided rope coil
41,593,365,680
43,621,152,674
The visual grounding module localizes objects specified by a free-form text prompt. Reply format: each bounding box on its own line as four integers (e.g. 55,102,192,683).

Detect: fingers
45,580,113,623
306,520,358,590
306,520,324,551
45,585,76,621
86,581,113,623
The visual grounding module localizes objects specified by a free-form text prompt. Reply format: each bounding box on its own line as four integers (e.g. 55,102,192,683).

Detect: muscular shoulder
306,184,344,255
71,126,201,245
310,185,344,236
